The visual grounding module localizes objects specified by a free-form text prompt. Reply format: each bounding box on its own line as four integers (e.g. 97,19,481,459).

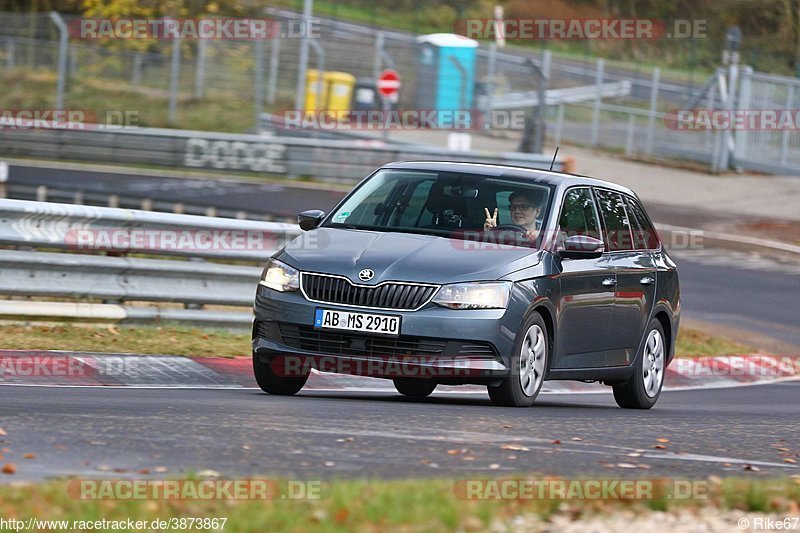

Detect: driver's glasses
509,203,533,212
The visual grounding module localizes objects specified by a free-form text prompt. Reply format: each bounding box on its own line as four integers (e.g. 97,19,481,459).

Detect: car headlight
432,281,512,310
259,258,300,292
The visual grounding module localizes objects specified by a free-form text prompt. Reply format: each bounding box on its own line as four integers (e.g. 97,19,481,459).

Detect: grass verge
0,323,754,359
0,476,797,532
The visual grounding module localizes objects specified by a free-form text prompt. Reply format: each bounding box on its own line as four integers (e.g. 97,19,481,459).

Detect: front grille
301,273,438,310
272,323,497,359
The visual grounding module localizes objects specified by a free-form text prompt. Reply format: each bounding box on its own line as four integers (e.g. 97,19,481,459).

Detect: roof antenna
549,146,559,171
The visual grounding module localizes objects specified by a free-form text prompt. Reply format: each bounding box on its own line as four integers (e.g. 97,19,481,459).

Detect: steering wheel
491,224,530,235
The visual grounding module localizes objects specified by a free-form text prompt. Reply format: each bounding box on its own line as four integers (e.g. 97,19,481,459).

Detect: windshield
323,169,553,248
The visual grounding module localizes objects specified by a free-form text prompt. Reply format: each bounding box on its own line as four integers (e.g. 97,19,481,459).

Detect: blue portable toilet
416,33,479,127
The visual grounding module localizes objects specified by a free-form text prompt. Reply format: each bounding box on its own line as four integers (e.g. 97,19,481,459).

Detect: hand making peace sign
483,207,498,231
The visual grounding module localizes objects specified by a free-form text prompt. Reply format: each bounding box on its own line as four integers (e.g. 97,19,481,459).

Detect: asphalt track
0,382,798,481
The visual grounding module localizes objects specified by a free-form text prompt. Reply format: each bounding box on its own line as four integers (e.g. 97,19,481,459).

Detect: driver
484,191,542,240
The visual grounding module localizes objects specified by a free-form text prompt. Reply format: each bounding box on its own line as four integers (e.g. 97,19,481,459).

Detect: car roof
380,160,637,198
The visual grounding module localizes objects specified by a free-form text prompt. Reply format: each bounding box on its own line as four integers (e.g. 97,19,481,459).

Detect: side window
558,188,601,240
594,189,634,251
625,197,660,250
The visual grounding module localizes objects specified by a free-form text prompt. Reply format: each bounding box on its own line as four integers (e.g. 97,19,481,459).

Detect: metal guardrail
0,125,565,181
0,198,300,261
0,199,300,327
491,81,632,110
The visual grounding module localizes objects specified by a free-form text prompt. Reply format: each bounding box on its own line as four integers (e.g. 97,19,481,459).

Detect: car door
594,189,657,366
552,187,615,370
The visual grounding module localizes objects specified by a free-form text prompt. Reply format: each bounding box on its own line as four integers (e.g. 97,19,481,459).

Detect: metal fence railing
2,10,800,176
0,198,301,327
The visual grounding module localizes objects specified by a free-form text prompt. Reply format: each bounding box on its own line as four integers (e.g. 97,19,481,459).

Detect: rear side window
625,197,660,250
594,189,634,251
559,188,601,240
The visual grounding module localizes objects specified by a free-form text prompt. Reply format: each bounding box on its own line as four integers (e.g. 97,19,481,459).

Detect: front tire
393,378,436,398
253,354,309,395
488,312,549,407
613,319,666,409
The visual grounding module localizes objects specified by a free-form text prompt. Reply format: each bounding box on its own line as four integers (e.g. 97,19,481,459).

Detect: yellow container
305,70,356,112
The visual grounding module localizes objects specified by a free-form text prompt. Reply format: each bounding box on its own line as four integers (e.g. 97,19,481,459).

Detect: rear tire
393,378,436,398
488,312,549,407
253,354,309,396
613,319,666,409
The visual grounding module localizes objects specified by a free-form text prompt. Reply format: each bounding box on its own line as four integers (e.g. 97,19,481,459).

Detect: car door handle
640,276,655,286
602,278,617,287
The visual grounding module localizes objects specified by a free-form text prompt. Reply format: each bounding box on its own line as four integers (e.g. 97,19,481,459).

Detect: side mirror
298,210,326,231
558,235,604,259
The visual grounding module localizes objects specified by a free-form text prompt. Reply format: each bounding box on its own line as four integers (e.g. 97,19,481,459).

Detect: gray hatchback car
252,162,680,408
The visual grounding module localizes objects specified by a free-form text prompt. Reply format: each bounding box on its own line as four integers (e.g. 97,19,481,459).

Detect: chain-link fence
1,9,799,176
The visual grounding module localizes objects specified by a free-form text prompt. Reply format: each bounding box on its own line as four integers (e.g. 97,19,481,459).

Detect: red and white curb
0,351,797,393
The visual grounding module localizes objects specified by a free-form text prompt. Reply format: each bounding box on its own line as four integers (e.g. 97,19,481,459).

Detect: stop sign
377,69,401,98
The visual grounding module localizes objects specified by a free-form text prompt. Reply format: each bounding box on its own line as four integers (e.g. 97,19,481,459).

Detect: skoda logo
358,269,375,282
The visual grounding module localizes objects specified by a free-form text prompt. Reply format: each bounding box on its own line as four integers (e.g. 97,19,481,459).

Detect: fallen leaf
324,461,336,467
551,440,561,445
784,458,797,464
571,437,583,441
656,438,669,443
154,466,168,473
500,444,529,452
653,445,667,449
22,453,36,460
448,448,470,455
0,427,6,436
107,325,119,335
502,425,512,429
241,445,251,450
139,469,150,475
489,463,500,470
627,452,642,457
333,508,349,524
198,469,220,477
2,464,16,475
616,463,637,469
777,448,791,452
743,464,761,472
336,438,354,443
461,456,475,461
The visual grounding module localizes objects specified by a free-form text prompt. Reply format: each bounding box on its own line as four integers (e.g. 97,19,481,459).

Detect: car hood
277,227,542,285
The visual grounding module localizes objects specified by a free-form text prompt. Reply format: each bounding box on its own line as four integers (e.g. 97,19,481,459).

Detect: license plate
314,308,401,337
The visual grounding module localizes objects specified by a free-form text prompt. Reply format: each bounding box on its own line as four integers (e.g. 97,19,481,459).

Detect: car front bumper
252,285,523,383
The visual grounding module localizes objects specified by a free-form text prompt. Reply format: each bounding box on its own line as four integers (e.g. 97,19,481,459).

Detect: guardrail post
195,38,207,99
73,191,83,205
173,203,184,214
781,83,794,166
108,194,119,208
236,211,248,220
553,103,565,146
625,114,635,156
254,28,265,127
267,35,280,105
373,31,384,81
590,58,604,146
141,198,153,211
645,67,660,155
48,12,68,110
294,0,314,112
205,207,217,217
131,53,143,87
168,25,181,125
734,66,753,164
0,161,7,198
541,49,551,80
484,43,497,130
36,185,48,202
